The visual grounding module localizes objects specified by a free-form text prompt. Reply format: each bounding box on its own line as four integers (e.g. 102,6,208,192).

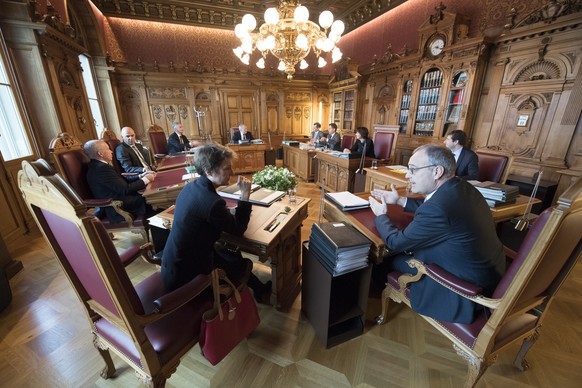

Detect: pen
268,221,280,232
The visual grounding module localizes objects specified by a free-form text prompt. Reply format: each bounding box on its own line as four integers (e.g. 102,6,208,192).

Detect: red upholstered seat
377,178,582,387
18,159,250,386
373,129,398,164
341,134,355,150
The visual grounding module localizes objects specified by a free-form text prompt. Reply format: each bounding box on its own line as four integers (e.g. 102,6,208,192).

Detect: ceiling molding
92,0,409,33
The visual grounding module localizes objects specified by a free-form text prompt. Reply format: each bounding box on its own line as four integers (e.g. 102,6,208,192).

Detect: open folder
218,184,285,206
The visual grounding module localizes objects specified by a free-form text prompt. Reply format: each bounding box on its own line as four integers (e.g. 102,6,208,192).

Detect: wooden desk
150,196,310,310
315,151,374,192
282,144,316,181
228,143,268,174
364,166,408,191
156,154,188,171
142,167,194,209
323,191,540,263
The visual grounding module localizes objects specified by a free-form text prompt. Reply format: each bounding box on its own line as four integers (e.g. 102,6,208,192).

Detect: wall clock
427,34,446,58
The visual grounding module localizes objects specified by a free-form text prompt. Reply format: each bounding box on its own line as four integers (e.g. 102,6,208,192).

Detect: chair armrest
84,198,114,207
424,262,483,296
406,258,501,309
152,274,211,313
504,245,517,260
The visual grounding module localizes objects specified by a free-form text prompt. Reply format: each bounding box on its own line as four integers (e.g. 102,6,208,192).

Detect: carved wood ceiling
92,0,409,34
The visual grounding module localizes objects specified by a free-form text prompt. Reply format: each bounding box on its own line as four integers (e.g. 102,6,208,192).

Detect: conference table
142,167,195,210
149,195,310,310
323,191,540,264
156,154,189,171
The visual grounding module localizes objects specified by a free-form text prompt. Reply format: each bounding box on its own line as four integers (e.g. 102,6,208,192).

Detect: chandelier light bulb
256,58,265,69
234,24,247,39
264,8,279,25
241,39,253,54
315,38,325,51
322,38,335,52
318,57,327,68
300,60,309,69
242,14,257,31
232,46,244,58
256,39,266,52
319,11,333,29
294,6,309,23
265,35,276,50
332,47,342,63
278,61,286,71
331,20,345,36
241,54,250,65
296,33,308,50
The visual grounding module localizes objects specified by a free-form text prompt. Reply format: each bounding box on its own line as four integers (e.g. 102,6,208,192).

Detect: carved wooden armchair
376,176,582,387
148,124,169,162
100,128,124,174
373,129,399,165
18,159,217,387
49,132,149,243
475,150,514,183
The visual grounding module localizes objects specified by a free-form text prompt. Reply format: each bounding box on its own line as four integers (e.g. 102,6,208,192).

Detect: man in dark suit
231,123,254,143
115,126,153,173
161,143,271,302
444,130,479,180
84,140,156,223
369,144,505,323
167,121,200,154
319,123,341,150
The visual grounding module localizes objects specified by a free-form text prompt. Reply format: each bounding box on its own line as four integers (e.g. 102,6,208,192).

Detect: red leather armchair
100,128,123,174
148,125,169,162
373,129,399,165
376,176,582,387
18,159,220,386
476,150,513,183
340,133,355,150
49,133,150,245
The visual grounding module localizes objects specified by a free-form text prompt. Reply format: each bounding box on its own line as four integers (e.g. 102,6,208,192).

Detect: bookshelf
444,71,468,135
398,80,413,134
414,67,443,137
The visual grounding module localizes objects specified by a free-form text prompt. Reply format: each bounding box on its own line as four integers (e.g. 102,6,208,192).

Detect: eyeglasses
408,165,436,175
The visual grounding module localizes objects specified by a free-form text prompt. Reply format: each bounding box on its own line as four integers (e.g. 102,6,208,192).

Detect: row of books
309,222,372,277
472,181,520,208
217,183,286,206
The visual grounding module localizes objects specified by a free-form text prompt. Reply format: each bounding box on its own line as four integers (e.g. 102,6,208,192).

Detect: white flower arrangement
252,165,297,192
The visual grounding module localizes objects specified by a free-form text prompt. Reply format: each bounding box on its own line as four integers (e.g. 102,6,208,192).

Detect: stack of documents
472,181,520,207
325,191,370,211
309,222,372,276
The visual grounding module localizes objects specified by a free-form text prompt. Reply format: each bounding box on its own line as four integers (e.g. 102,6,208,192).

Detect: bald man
115,126,153,173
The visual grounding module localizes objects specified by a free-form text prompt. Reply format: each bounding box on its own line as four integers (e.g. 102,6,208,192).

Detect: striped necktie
131,145,149,169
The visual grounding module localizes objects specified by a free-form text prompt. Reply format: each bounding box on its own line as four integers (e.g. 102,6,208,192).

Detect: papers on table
387,165,409,174
181,173,199,181
217,184,285,206
325,191,370,211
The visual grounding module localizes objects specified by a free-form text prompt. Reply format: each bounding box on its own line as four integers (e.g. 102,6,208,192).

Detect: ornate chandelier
232,0,345,80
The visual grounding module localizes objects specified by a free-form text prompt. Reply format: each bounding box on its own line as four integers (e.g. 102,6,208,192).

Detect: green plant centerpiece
252,165,297,192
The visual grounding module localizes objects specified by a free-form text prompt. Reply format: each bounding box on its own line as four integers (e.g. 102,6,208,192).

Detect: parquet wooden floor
1,173,581,387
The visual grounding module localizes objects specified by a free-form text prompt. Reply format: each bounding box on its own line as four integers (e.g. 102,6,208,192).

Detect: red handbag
199,269,260,365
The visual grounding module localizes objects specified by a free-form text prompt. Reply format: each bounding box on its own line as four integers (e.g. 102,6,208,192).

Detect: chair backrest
476,176,582,350
100,129,123,174
373,129,399,161
147,124,168,155
230,127,239,143
476,150,513,183
341,134,355,150
49,133,93,199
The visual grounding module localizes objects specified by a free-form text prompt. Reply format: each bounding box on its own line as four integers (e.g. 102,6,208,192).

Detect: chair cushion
149,132,168,155
374,132,395,161
58,151,93,199
477,153,508,183
94,272,213,367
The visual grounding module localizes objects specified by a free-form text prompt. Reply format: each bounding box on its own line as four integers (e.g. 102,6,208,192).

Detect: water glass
288,188,297,203
371,160,378,169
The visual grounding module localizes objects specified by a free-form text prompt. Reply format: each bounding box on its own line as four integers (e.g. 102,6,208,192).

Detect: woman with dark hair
344,126,376,158
161,143,271,302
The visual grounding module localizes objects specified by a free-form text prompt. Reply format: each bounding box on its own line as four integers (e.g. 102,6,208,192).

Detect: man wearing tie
167,121,200,154
231,123,254,143
116,126,153,173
